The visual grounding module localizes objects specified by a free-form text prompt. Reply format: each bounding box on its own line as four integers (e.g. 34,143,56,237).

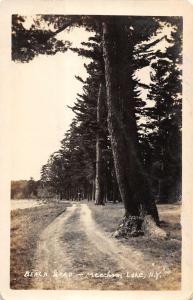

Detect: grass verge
89,202,181,290
10,201,71,289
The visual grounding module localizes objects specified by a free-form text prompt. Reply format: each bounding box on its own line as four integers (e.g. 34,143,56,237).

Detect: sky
11,27,92,180
11,20,172,181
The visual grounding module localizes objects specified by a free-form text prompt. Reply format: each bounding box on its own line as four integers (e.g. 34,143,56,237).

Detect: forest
12,15,182,238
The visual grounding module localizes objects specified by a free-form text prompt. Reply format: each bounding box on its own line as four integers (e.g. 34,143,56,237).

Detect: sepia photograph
9,13,183,291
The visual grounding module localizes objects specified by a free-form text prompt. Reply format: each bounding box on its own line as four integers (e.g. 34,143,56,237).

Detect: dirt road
32,203,172,290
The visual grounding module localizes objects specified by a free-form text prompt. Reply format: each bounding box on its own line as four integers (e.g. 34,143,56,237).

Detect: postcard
0,0,193,299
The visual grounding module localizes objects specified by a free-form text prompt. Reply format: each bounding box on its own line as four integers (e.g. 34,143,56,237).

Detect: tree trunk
92,179,95,201
102,17,166,238
95,83,105,205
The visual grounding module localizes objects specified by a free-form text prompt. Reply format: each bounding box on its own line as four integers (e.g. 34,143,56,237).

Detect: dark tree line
11,178,39,199
12,15,182,238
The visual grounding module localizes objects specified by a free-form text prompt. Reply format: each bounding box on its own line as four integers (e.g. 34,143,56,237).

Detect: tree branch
136,35,167,54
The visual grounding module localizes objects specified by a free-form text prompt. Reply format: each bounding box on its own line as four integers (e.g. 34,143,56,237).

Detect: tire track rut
31,203,168,289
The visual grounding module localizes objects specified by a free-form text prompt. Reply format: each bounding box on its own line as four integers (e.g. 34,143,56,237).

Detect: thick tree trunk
95,83,105,205
102,17,166,238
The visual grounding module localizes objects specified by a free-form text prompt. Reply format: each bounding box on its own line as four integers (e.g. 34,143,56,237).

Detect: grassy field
90,202,181,289
10,201,71,289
